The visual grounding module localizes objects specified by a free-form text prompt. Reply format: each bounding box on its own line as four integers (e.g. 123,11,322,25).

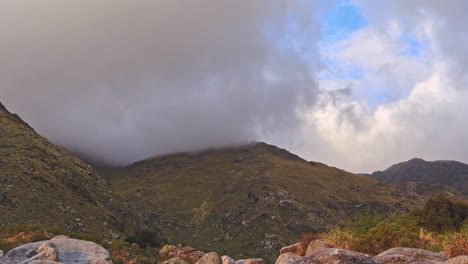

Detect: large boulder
305,240,332,255
235,259,265,264
195,252,222,264
373,248,449,264
293,248,375,264
442,256,468,263
30,261,63,264
275,252,302,264
0,235,112,264
280,243,307,256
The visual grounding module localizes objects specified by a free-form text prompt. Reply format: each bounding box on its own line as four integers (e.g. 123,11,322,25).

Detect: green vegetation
125,228,162,248
322,195,468,257
0,102,139,237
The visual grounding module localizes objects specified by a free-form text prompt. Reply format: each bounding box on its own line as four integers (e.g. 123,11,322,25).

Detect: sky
1,0,468,172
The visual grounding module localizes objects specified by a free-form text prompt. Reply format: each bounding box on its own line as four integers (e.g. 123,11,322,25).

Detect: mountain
0,102,139,237
366,158,468,198
101,143,463,262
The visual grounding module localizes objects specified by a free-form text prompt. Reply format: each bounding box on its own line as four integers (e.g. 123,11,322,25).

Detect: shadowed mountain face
367,158,468,198
101,143,463,262
0,102,138,237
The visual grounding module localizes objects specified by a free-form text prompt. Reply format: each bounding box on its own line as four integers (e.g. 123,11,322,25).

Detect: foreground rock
235,259,265,264
280,243,306,256
373,247,448,264
305,240,332,255
293,248,375,264
221,256,236,264
442,255,468,263
275,252,302,264
0,235,112,264
162,257,189,264
195,252,222,264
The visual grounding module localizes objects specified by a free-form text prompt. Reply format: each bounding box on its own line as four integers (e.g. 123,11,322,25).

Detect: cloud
0,0,324,164
295,0,468,172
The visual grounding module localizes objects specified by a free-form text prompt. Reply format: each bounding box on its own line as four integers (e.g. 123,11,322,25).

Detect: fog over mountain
1,0,468,172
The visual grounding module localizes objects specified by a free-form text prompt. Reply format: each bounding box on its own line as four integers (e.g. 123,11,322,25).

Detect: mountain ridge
101,143,464,262
366,157,468,198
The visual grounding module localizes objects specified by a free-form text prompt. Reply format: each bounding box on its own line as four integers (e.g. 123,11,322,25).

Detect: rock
275,252,302,264
0,250,4,257
235,259,265,264
159,244,205,263
280,243,306,256
305,240,332,255
443,256,468,263
37,248,59,262
30,260,63,264
162,257,188,264
195,252,222,264
1,235,112,264
373,247,449,264
109,231,120,239
160,245,177,255
37,241,56,254
293,248,375,264
221,255,236,264
25,249,38,258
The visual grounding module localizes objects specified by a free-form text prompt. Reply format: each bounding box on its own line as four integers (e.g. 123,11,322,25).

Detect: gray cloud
0,0,324,164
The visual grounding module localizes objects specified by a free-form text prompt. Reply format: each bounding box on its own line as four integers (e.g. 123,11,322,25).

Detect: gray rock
293,248,375,264
0,250,4,258
275,252,302,264
1,235,112,264
442,255,468,263
25,250,38,258
195,252,222,264
29,261,63,264
373,247,449,264
305,240,332,255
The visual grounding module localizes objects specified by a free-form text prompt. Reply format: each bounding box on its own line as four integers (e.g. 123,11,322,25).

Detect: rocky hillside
0,102,139,237
101,143,463,262
365,158,468,198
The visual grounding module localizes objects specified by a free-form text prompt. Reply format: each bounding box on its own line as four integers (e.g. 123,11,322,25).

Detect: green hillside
103,142,463,261
0,102,139,237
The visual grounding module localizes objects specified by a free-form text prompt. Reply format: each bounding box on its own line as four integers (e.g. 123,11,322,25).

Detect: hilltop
0,102,139,237
101,143,463,262
366,158,468,198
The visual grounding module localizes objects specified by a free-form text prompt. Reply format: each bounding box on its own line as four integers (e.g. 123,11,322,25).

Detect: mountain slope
0,102,138,236
367,158,468,198
102,143,462,261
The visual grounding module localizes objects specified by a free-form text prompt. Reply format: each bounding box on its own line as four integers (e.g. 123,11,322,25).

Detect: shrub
124,228,161,248
417,194,468,233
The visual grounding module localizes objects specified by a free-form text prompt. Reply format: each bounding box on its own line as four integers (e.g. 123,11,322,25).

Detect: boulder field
1,237,467,264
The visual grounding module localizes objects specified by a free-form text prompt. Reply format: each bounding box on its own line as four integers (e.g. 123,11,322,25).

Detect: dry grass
443,231,468,258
